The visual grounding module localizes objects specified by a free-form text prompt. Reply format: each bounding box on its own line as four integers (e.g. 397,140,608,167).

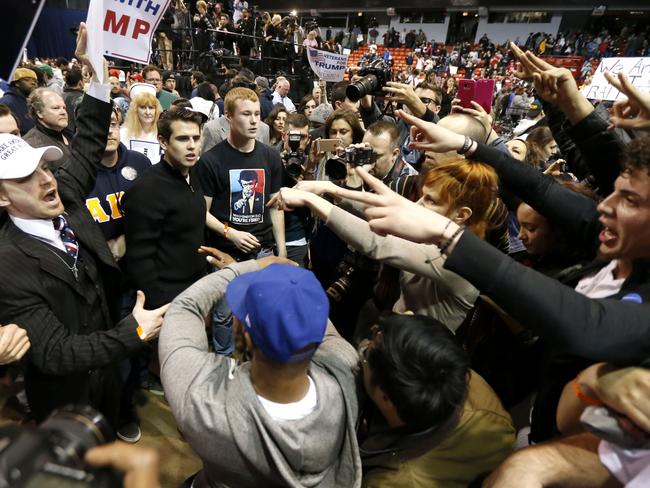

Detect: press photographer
278,113,312,267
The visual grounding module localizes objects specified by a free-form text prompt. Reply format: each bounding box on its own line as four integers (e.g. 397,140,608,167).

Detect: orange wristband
136,325,146,341
223,222,229,237
573,379,604,406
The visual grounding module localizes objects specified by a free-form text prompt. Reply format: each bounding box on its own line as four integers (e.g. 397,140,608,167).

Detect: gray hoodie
159,260,362,488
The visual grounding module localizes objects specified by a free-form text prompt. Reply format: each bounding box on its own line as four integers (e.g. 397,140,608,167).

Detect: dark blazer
0,92,143,423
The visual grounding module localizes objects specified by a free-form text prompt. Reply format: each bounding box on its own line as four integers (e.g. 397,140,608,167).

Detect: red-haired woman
269,158,502,333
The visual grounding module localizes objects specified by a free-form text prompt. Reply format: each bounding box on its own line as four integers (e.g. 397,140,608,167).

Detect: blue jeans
211,246,275,355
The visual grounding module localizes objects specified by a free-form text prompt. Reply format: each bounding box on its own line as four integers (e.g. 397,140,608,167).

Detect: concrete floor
133,389,203,487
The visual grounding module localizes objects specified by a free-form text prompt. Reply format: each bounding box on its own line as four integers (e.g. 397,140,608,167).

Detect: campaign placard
307,48,349,82
86,0,171,75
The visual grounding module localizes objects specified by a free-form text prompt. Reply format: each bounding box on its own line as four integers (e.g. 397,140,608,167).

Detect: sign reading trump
307,48,349,82
86,0,170,74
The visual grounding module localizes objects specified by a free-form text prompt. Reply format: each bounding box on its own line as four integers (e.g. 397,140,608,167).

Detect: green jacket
362,371,515,488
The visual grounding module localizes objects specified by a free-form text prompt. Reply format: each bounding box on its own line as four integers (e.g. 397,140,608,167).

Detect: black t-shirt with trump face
198,139,282,252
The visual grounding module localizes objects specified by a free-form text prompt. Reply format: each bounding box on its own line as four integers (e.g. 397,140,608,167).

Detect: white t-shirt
257,376,318,421
575,260,625,299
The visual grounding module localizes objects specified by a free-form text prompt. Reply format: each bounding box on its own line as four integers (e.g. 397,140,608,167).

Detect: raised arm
160,260,259,420
270,188,473,296
511,45,628,196
55,22,111,201
445,231,650,364
470,142,601,253
332,167,650,365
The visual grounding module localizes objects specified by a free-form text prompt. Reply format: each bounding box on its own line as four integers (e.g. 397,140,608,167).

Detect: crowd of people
0,2,649,487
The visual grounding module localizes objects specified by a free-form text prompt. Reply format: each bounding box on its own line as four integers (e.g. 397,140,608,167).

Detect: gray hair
27,88,58,119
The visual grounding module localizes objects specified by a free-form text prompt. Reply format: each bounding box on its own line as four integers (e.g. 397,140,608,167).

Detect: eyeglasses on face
419,97,440,106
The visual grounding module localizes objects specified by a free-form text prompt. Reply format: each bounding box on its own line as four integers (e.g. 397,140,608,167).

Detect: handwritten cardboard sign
582,57,650,101
86,0,171,76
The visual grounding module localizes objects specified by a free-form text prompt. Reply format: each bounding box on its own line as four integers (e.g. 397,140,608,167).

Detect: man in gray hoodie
159,256,361,488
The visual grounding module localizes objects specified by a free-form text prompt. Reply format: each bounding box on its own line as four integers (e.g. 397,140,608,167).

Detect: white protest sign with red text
86,0,170,75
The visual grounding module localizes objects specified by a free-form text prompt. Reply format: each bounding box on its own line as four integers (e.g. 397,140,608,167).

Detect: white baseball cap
129,82,157,100
189,97,218,119
0,134,63,180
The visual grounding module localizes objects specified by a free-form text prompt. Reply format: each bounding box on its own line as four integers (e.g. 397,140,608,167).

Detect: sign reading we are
582,57,650,101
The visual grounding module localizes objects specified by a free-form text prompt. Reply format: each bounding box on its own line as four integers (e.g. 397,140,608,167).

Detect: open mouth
599,225,618,245
43,188,58,203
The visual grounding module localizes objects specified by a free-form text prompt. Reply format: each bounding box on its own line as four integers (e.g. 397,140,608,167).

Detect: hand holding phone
316,138,342,154
458,79,475,109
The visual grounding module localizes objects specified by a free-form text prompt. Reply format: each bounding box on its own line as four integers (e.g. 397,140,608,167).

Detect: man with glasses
141,65,178,111
85,107,151,261
383,81,443,170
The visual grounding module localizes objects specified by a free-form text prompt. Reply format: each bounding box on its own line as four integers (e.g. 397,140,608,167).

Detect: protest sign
582,57,650,101
129,139,161,164
307,48,349,82
86,0,171,75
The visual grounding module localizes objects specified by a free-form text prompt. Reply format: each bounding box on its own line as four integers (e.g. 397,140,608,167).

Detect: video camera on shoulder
282,133,306,180
0,405,121,488
346,58,392,102
325,145,376,181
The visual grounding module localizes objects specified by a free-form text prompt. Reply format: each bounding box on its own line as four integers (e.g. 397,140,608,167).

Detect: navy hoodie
85,142,151,240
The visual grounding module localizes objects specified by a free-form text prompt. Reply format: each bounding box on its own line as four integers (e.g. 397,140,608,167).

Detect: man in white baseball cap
0,23,168,441
0,134,62,180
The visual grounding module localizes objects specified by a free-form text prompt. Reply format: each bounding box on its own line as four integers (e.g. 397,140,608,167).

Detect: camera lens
41,405,114,464
284,157,304,179
325,157,348,181
346,74,378,102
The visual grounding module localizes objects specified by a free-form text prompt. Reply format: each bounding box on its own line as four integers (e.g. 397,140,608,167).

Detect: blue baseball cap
225,264,329,363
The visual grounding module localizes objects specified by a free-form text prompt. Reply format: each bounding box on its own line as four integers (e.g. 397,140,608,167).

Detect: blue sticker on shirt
621,293,643,304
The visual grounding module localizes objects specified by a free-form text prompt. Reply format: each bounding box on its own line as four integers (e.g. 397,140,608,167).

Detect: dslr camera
0,405,121,488
346,58,392,102
325,145,376,181
282,133,306,180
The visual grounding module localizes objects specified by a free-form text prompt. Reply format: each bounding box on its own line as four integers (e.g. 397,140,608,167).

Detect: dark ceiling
255,1,650,10
45,0,650,9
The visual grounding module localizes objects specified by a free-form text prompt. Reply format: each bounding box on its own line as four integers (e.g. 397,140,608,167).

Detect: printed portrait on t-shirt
229,168,265,224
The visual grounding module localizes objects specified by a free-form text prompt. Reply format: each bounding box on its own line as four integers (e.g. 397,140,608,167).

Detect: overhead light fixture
358,12,363,16
474,13,478,17
462,11,469,16
290,9,297,16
